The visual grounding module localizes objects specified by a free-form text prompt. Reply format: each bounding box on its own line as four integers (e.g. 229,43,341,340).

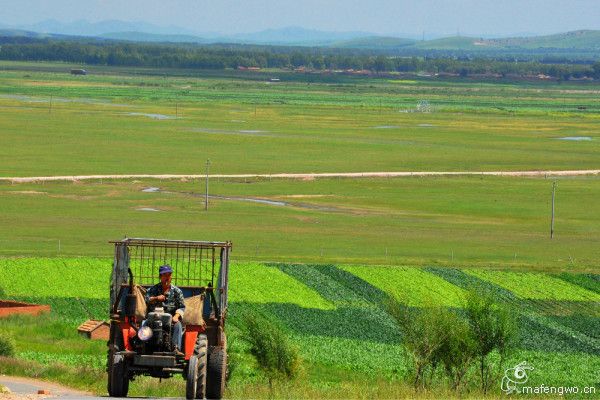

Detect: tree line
1,37,599,80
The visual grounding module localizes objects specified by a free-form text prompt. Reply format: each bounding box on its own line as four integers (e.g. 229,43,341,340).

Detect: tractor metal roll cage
110,238,232,321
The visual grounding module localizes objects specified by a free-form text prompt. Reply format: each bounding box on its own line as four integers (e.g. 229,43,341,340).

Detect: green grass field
0,61,599,398
1,177,599,270
1,61,600,176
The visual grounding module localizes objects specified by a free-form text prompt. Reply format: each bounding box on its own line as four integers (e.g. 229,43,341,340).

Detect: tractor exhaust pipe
125,268,137,319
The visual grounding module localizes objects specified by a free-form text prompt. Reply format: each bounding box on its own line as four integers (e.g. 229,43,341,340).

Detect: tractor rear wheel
108,354,129,397
206,347,227,399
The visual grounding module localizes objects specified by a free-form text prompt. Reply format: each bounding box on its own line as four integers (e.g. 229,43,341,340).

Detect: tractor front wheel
108,354,129,397
187,334,207,399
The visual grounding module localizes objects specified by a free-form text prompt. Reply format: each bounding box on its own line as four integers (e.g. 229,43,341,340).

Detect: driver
145,264,186,355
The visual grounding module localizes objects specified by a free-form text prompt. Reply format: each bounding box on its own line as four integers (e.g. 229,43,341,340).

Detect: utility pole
550,181,556,238
205,159,211,211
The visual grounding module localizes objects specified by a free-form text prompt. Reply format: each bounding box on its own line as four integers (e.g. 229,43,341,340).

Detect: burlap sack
133,285,147,321
183,294,205,325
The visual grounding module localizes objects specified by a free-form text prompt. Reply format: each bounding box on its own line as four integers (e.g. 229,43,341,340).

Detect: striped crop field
0,258,598,396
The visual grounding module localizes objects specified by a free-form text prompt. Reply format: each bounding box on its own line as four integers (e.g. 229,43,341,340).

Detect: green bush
0,333,15,357
386,291,517,393
464,290,517,394
385,298,450,389
437,313,477,391
240,311,301,390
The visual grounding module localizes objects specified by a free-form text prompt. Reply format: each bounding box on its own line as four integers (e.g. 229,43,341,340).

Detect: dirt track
0,376,95,398
1,170,599,183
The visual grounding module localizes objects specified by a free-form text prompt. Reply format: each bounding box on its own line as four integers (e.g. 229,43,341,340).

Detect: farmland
0,61,599,398
0,258,598,397
1,61,600,177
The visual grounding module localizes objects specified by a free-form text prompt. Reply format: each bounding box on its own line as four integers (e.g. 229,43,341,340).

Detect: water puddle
0,94,129,107
191,128,271,137
136,207,161,212
210,195,349,213
123,112,176,120
142,187,160,193
557,136,592,141
170,190,368,214
210,195,287,206
0,94,47,103
6,190,47,195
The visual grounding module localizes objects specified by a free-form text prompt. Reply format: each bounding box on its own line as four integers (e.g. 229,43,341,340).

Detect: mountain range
1,19,599,52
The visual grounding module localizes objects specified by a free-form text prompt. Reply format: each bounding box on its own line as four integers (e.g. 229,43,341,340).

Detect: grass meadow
1,61,600,176
0,61,599,398
0,177,599,270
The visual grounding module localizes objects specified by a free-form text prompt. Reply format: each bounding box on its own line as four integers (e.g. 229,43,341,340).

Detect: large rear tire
108,354,129,397
206,347,227,400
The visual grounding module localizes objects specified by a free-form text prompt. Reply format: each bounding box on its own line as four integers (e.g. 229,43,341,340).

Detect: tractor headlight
137,325,153,341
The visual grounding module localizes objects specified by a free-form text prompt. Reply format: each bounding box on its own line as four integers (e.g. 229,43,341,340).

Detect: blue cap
159,265,173,275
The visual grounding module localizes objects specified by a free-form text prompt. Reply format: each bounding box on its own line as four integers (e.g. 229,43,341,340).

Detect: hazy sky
4,0,600,36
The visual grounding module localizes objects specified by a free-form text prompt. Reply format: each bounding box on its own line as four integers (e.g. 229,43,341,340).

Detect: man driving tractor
145,264,186,355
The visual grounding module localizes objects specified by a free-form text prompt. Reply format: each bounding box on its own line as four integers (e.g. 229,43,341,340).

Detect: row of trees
237,290,517,396
386,291,517,393
1,37,599,79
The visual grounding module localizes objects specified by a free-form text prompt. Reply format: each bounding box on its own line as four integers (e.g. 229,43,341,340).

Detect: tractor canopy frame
110,237,231,322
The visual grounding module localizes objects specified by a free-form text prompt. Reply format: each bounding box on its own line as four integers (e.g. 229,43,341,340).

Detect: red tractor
107,238,231,399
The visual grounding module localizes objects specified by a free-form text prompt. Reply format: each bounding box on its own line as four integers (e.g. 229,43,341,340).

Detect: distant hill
0,29,52,39
412,36,479,50
99,27,376,46
13,19,197,37
2,21,600,55
100,31,210,44
332,36,415,49
484,30,600,49
409,30,600,51
229,26,374,46
0,29,88,41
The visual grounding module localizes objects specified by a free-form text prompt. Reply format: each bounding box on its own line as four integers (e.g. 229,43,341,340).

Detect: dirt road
0,376,95,399
1,170,599,183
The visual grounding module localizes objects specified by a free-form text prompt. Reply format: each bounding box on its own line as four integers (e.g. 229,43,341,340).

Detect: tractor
107,238,231,399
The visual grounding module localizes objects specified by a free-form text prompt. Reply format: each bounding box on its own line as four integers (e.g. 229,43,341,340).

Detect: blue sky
4,0,600,36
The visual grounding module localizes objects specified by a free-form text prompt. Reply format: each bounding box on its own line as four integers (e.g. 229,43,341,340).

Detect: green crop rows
466,269,600,301
1,258,110,322
229,263,334,310
340,265,466,307
1,257,598,393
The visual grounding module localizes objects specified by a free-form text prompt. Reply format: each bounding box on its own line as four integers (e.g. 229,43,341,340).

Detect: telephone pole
205,159,211,211
550,181,556,238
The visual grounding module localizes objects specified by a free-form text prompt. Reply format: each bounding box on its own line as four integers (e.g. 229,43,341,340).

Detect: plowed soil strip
1,170,600,183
